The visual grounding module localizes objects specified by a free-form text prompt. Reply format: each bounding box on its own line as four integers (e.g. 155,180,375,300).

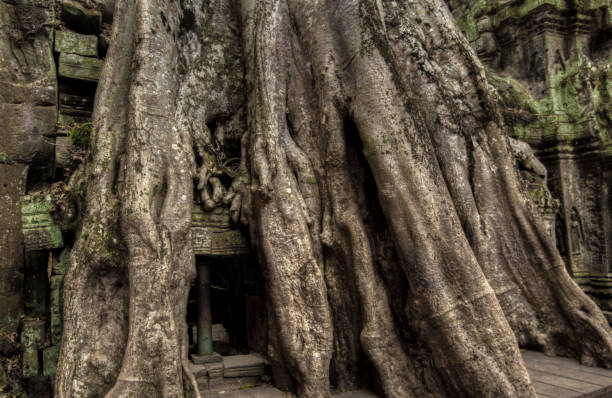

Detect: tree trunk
57,0,612,397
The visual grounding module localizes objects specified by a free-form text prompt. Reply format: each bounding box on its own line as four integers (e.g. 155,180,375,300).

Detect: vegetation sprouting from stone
68,122,92,148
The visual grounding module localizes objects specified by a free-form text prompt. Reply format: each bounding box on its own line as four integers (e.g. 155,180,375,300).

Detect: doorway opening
187,255,267,357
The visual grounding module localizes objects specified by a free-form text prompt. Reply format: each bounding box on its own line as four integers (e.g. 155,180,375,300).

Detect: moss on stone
22,349,39,379
489,57,612,144
43,345,60,377
21,195,65,250
20,319,45,350
454,0,612,42
58,53,103,82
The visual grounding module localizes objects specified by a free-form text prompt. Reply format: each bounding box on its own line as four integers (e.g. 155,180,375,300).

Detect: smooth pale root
55,1,612,398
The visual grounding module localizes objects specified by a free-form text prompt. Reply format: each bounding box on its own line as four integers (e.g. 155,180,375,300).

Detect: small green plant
69,122,92,148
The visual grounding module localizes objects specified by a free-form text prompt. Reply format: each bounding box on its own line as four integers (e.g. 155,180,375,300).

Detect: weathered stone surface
223,354,268,378
22,348,39,378
50,275,64,345
0,164,27,354
61,0,101,34
21,195,64,251
53,248,70,275
43,345,59,377
192,206,249,256
191,352,223,365
21,318,45,350
58,53,103,82
55,30,98,57
0,0,57,193
0,0,56,105
0,0,56,356
206,362,224,379
55,135,77,171
0,103,56,172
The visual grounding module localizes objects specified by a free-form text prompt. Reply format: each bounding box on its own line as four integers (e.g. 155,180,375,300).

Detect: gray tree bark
56,1,612,397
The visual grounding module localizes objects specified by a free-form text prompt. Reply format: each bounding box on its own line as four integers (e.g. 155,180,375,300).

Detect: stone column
197,260,213,356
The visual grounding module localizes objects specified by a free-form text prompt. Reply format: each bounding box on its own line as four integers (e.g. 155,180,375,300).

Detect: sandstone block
58,53,103,82
55,136,77,171
22,349,39,378
21,196,64,251
55,30,98,57
192,206,249,256
21,319,45,350
43,345,59,377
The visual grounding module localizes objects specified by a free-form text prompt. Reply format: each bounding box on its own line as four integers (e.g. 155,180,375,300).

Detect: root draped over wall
56,1,612,397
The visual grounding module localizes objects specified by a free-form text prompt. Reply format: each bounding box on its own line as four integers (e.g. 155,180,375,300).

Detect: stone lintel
192,206,249,256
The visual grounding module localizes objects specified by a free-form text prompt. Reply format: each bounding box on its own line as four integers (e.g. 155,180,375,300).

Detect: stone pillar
197,261,213,356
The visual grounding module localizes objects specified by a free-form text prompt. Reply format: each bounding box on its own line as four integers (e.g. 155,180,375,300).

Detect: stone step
223,354,268,378
193,353,270,395
205,385,286,398
192,353,269,381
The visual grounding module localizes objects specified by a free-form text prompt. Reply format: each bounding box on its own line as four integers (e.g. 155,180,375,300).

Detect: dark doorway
188,255,267,356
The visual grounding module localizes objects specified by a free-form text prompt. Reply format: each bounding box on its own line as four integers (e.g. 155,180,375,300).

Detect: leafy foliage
69,122,92,148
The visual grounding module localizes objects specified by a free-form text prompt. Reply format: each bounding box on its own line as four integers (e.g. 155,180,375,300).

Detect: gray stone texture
21,319,45,350
0,164,27,354
55,30,98,57
22,348,39,378
192,207,249,256
58,52,103,82
0,0,55,356
60,0,101,34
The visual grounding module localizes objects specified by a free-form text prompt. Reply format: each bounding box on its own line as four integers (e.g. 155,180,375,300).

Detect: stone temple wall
448,0,612,314
0,0,109,394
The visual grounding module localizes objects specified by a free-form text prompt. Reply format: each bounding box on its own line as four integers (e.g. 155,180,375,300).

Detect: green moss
43,345,60,377
21,319,45,350
493,57,612,144
22,349,39,378
53,248,70,275
453,0,496,42
21,195,65,250
69,122,92,148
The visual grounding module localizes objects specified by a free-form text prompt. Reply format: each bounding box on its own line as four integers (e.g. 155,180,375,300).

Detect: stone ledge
58,53,103,82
